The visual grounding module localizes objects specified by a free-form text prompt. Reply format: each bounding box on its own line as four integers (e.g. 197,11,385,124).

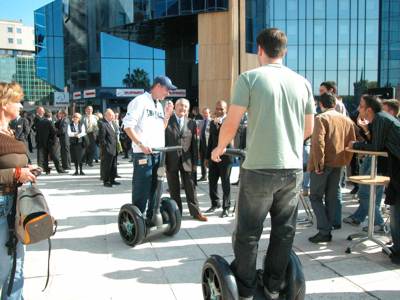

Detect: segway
118,146,183,247
201,149,305,300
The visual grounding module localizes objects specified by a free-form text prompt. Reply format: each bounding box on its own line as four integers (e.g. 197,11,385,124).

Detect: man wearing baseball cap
123,76,176,222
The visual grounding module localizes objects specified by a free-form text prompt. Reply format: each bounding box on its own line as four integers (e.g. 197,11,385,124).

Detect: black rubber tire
201,255,239,300
161,197,182,236
118,204,146,247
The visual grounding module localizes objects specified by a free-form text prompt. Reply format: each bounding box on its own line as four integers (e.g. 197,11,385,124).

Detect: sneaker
343,216,361,226
308,232,332,244
362,224,385,233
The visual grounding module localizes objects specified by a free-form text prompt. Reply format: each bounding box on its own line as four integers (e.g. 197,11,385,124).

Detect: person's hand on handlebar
139,143,152,154
211,146,226,163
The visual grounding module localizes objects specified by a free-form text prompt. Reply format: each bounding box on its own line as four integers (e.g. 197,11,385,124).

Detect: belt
0,184,15,195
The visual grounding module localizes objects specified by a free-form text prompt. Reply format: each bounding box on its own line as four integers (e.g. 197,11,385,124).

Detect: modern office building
0,19,54,104
35,0,399,111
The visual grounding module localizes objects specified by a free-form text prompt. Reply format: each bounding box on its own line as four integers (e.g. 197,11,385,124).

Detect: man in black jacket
98,109,119,187
198,107,211,181
206,100,233,217
349,95,400,265
55,110,71,170
36,110,65,174
10,111,31,162
165,98,207,221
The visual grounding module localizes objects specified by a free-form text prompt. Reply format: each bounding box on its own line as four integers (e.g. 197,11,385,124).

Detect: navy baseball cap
153,76,177,90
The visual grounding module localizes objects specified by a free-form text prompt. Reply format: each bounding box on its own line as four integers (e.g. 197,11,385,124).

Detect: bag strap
6,187,18,296
42,221,57,292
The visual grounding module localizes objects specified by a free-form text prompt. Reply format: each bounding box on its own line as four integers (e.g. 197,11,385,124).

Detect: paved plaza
23,159,400,300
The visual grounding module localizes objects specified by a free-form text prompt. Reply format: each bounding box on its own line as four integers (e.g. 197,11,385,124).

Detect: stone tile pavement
23,159,400,299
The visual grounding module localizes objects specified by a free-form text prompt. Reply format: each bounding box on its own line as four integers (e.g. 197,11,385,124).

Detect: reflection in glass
101,58,130,87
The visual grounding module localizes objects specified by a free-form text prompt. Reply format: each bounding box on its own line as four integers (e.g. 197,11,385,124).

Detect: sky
0,0,52,26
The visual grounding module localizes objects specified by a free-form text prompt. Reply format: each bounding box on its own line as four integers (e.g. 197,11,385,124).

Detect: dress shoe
115,175,122,178
87,163,94,167
95,159,99,163
232,181,240,186
308,232,332,244
332,224,341,230
57,169,68,174
343,216,361,226
103,182,113,187
72,171,79,176
80,171,85,175
220,209,229,218
205,205,220,213
198,176,207,181
194,214,208,221
111,181,121,185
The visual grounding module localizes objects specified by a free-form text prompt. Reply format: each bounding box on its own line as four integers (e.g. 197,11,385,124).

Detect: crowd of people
1,27,400,300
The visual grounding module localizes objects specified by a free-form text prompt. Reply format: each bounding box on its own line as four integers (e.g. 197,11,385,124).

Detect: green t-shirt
232,64,315,169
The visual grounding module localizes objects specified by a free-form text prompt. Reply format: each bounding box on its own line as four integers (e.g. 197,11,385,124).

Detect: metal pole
367,156,377,239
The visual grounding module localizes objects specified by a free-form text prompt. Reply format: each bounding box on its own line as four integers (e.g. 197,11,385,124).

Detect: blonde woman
68,113,87,175
0,82,36,299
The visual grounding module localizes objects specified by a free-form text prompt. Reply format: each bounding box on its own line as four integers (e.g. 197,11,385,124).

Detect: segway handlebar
152,146,183,153
224,148,246,158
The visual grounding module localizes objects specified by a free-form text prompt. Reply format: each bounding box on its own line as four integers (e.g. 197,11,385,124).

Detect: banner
54,92,69,107
116,89,144,97
72,91,81,100
84,89,96,98
169,89,186,97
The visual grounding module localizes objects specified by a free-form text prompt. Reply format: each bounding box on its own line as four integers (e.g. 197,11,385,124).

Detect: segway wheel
118,204,146,247
202,255,239,300
160,197,182,236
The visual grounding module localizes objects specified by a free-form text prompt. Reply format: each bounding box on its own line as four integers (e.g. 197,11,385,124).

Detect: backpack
15,184,56,244
6,184,57,296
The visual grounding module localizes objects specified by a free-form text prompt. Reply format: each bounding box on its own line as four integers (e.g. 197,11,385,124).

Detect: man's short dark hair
256,28,287,58
382,99,399,116
362,95,382,113
44,110,52,118
320,81,337,94
319,93,336,109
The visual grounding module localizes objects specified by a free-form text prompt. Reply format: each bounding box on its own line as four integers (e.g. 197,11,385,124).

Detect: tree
122,68,150,90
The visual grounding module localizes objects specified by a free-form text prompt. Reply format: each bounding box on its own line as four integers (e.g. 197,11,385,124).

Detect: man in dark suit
55,110,71,170
10,111,31,162
36,110,66,174
98,109,119,187
206,100,233,217
198,107,211,181
165,98,207,221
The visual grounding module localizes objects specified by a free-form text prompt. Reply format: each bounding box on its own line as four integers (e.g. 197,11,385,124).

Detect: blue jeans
391,201,400,254
350,157,384,225
310,167,343,235
0,194,24,300
132,153,160,220
302,144,310,190
230,168,302,297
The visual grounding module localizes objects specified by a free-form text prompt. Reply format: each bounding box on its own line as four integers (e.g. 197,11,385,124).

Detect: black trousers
102,152,117,183
60,137,71,169
167,166,201,217
39,146,62,172
230,168,302,297
208,160,232,209
199,152,207,178
85,132,96,164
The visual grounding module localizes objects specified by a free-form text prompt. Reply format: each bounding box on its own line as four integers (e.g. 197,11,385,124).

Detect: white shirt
123,92,165,153
67,122,87,138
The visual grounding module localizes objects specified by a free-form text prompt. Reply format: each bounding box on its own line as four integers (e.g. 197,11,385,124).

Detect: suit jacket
11,117,30,143
165,114,198,172
198,118,211,158
36,118,57,149
55,117,70,145
98,119,117,156
206,118,232,164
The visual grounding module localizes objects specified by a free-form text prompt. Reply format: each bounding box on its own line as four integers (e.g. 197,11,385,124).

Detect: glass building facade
34,0,65,90
0,55,54,103
380,0,400,88
245,0,399,97
35,0,229,107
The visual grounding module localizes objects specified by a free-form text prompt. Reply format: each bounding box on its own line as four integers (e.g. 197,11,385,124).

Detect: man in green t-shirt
211,28,315,299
